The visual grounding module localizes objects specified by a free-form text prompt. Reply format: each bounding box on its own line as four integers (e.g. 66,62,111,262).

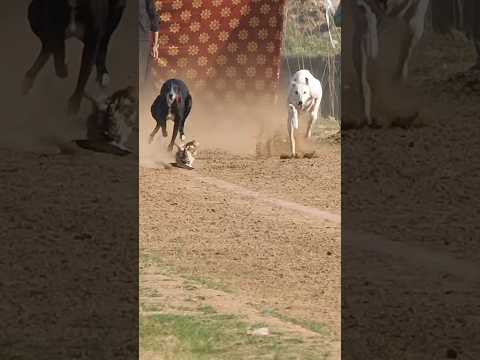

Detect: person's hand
151,44,159,60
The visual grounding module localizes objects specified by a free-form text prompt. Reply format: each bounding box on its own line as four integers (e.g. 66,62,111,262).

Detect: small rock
248,327,270,336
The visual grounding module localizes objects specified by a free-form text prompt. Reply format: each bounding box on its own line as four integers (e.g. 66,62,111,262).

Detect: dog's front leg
168,120,180,152
179,119,186,142
96,3,125,87
288,105,298,157
53,37,68,79
68,33,100,114
23,44,51,94
306,99,320,138
149,123,161,144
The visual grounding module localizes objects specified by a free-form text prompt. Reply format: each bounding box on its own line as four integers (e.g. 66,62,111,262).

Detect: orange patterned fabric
152,0,287,108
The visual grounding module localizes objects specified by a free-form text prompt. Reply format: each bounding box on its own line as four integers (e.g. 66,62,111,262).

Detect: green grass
262,308,331,337
141,250,233,294
197,304,217,314
139,255,332,359
185,276,233,294
140,313,330,360
140,251,167,271
284,22,341,57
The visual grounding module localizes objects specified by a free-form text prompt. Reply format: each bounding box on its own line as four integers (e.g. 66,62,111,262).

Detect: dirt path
341,32,480,359
140,141,341,358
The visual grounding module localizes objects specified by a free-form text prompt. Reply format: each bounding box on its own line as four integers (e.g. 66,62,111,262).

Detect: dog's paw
180,134,186,142
367,118,382,129
162,128,168,137
56,63,69,79
21,76,34,95
148,135,154,144
280,153,300,159
99,73,110,88
167,144,174,152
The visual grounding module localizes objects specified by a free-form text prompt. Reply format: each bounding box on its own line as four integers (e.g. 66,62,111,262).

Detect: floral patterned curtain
152,0,288,110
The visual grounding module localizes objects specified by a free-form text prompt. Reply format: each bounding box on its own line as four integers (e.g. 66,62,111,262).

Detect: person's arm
151,31,159,60
147,0,161,59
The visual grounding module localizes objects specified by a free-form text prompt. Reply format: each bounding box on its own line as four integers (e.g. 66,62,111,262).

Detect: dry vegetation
284,0,341,56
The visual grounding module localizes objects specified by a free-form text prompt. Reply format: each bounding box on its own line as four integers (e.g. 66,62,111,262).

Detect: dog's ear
305,77,309,85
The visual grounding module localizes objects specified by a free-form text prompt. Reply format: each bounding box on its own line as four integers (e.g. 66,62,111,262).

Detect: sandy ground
1,3,139,359
341,32,480,359
140,133,341,357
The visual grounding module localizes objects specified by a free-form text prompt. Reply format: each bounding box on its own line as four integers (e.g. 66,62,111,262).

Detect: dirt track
341,31,480,359
140,138,341,357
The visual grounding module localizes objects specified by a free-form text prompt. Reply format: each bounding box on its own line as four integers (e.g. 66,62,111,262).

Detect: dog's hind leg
22,44,51,94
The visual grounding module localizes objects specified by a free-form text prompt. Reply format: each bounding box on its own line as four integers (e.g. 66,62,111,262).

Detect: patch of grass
140,286,163,298
197,304,217,314
140,302,164,313
262,308,330,337
140,313,244,358
140,313,330,360
284,22,341,57
183,283,199,291
140,252,232,293
140,251,167,271
186,276,232,294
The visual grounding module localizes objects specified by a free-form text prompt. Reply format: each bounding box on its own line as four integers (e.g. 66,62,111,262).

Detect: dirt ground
341,30,480,359
1,4,139,359
140,116,341,358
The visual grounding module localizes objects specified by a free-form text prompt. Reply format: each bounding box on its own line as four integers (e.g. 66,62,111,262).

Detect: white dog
287,69,322,157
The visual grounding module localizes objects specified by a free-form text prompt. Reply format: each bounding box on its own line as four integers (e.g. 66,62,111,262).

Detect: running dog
149,79,192,152
23,0,127,114
287,69,323,157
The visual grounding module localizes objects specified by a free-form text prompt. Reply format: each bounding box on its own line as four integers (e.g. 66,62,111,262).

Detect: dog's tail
288,104,299,129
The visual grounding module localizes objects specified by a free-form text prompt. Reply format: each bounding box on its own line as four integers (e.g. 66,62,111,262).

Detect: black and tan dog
149,79,193,152
23,0,126,114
